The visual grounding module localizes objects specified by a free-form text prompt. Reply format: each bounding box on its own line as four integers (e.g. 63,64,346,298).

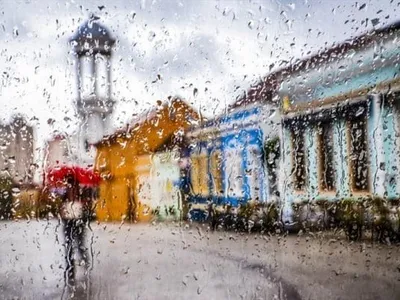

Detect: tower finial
88,13,100,22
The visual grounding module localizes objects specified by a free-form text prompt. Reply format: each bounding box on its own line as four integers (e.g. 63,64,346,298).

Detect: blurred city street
0,2,399,300
0,220,399,300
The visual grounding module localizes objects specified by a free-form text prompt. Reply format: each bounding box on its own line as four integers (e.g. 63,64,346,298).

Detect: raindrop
148,31,156,41
248,21,254,29
371,18,380,26
129,11,136,23
355,107,365,117
268,110,277,120
222,8,230,16
11,187,20,196
193,88,198,98
12,27,19,37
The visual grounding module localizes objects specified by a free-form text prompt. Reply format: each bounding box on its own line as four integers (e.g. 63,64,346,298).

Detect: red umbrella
45,165,101,187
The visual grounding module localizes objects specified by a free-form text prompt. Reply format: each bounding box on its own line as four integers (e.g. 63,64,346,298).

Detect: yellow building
94,98,200,222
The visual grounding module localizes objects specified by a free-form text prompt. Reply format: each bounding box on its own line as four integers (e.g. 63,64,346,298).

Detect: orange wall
95,99,199,222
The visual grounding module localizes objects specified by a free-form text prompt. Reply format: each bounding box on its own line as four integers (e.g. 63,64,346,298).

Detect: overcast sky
0,0,398,161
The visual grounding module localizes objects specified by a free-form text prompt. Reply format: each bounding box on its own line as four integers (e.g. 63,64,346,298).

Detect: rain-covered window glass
3,2,400,299
349,115,369,192
317,122,335,192
291,127,306,191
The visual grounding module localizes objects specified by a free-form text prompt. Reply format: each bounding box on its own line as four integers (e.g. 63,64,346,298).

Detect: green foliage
208,201,280,233
36,189,63,219
152,205,179,222
237,202,255,219
0,176,13,220
264,137,280,163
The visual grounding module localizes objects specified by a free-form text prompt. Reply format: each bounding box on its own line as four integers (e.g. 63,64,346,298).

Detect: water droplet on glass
12,27,19,37
148,31,156,41
129,11,136,23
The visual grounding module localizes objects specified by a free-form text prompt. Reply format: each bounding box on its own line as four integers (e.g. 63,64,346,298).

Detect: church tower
70,15,115,166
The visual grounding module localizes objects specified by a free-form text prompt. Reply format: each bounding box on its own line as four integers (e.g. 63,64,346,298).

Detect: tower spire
70,17,116,166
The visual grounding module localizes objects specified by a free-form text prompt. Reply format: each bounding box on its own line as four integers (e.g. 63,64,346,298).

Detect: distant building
184,82,280,221
43,133,70,170
273,21,400,226
0,115,35,185
44,16,116,173
95,97,201,222
70,15,116,167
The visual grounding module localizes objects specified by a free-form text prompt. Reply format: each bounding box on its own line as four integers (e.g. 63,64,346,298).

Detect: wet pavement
0,220,399,300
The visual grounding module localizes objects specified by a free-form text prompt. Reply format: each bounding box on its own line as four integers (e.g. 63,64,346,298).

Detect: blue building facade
276,22,400,225
185,100,280,221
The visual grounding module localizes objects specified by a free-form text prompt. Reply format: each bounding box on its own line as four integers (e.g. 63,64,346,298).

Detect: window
317,122,335,192
190,151,209,196
210,150,223,195
246,147,262,201
80,56,95,98
264,137,280,196
291,127,307,191
63,146,69,158
84,139,90,152
224,148,244,198
95,54,109,98
348,115,369,192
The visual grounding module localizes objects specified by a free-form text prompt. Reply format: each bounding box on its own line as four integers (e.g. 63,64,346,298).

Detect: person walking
60,174,91,284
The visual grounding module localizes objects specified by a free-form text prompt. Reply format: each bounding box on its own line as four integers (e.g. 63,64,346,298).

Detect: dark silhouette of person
61,174,92,284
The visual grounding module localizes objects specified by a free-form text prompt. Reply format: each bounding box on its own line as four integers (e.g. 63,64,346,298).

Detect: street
0,220,399,300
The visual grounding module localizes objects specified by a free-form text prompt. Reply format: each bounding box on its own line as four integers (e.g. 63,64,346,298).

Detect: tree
0,176,13,220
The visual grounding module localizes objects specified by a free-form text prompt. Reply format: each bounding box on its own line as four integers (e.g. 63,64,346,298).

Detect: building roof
229,77,278,111
270,20,400,79
229,20,400,110
70,15,116,55
96,97,201,152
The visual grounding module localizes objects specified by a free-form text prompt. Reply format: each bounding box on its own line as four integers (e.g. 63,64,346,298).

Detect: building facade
185,87,280,221
95,97,200,222
44,16,116,173
0,115,35,185
276,22,400,226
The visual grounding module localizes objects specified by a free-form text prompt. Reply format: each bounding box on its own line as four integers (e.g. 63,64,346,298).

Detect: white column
76,56,81,103
370,94,386,197
107,55,111,99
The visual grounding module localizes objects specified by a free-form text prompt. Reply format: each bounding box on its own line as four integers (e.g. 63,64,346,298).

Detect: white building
44,16,116,172
0,115,35,185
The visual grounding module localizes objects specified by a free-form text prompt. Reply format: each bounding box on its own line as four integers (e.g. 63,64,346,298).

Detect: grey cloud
0,0,398,144
118,32,225,82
